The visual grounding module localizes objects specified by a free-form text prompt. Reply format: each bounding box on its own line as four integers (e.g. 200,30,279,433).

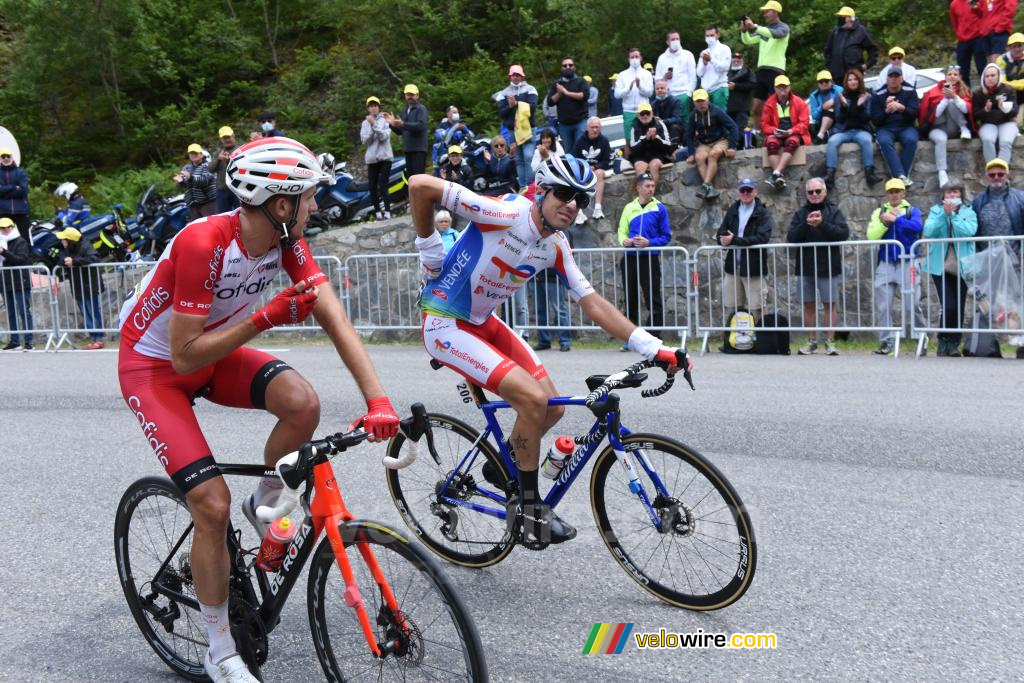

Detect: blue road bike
385,356,757,610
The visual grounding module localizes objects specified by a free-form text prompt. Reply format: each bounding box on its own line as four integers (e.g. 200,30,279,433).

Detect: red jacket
984,0,1018,34
919,81,976,131
760,93,811,145
950,0,986,41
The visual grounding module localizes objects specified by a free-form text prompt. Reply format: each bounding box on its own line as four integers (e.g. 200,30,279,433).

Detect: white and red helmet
226,136,332,206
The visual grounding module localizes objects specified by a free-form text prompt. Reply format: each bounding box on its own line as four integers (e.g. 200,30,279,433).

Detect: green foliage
2,0,1021,210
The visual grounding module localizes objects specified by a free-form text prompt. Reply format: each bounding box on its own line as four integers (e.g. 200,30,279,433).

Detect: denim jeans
559,120,587,155
75,293,104,341
215,188,240,213
514,138,536,189
875,126,918,178
4,287,33,345
825,129,874,169
534,279,571,347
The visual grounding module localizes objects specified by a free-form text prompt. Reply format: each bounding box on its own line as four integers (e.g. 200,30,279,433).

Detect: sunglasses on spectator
818,79,832,84
551,186,591,209
890,56,903,61
638,111,652,116
0,155,10,159
738,187,755,194
988,171,1007,178
806,188,825,195
562,62,574,68
492,143,506,149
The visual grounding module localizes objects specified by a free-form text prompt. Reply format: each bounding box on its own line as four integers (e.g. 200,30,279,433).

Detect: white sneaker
960,128,971,140
900,175,913,188
575,211,587,224
242,493,268,539
938,170,949,187
592,206,605,220
204,652,259,683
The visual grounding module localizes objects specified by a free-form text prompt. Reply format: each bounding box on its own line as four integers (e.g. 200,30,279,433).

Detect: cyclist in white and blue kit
409,154,692,546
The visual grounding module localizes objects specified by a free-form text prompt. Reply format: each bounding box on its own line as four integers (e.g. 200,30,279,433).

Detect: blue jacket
651,95,683,129
806,84,844,123
869,85,919,131
617,198,672,255
921,203,978,276
0,164,29,215
867,199,922,261
685,104,738,151
971,185,1024,253
57,196,91,228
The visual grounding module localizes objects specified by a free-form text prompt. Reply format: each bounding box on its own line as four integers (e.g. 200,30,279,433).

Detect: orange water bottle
257,517,295,572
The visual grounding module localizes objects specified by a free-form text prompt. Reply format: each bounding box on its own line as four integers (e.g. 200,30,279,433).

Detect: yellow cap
609,74,617,81
636,102,653,113
218,126,234,138
888,46,905,57
0,217,14,229
643,62,653,70
55,227,82,242
817,70,834,81
774,74,791,87
1009,32,1024,45
759,0,783,12
366,96,381,106
987,158,1009,170
0,148,12,157
448,144,463,155
187,143,203,154
584,75,592,83
836,6,855,17
884,178,906,191
403,83,419,95
692,89,709,101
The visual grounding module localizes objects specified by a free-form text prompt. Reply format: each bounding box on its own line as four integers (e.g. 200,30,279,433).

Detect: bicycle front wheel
308,521,488,682
114,476,206,680
590,434,756,610
385,413,515,567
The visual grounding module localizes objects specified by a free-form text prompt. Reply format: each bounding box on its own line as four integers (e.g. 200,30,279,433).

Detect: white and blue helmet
534,153,596,195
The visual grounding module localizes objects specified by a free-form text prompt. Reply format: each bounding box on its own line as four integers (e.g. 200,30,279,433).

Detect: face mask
705,36,718,47
669,39,681,51
261,121,274,133
629,58,641,69
949,198,963,206
451,113,460,122
562,68,575,79
656,94,667,101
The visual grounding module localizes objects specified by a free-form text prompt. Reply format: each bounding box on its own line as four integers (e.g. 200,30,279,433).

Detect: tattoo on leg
511,435,529,455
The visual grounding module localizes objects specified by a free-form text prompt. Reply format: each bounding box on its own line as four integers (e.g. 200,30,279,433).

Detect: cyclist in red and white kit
118,136,400,683
410,154,693,548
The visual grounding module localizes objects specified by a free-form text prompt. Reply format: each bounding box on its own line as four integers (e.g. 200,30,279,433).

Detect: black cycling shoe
481,459,506,490
506,497,577,549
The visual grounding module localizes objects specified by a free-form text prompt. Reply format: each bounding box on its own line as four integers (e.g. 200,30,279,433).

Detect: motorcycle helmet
316,152,337,185
54,182,79,201
226,136,333,206
533,154,596,196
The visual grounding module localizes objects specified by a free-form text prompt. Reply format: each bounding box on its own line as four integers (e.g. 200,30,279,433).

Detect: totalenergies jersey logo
490,256,535,284
434,339,452,352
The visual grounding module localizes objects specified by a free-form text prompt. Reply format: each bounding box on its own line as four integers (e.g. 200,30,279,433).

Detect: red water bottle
257,517,295,572
541,435,576,479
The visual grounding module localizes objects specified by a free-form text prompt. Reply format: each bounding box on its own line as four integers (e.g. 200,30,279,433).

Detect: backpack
724,310,756,353
754,311,791,355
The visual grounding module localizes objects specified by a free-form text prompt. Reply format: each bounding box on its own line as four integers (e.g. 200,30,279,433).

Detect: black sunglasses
807,188,825,195
551,186,591,209
818,79,832,84
562,63,575,68
739,187,755,194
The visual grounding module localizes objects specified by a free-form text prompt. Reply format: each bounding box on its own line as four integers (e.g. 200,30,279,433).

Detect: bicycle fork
607,434,665,530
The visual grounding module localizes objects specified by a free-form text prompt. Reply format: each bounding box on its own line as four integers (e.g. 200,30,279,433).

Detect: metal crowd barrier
43,256,345,350
0,264,60,350
910,235,1024,358
693,240,918,356
343,247,691,343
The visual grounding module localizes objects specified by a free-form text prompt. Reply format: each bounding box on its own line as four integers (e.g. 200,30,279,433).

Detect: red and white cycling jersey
118,210,327,360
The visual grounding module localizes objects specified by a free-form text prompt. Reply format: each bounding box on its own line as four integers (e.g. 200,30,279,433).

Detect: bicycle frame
435,391,674,530
150,460,407,658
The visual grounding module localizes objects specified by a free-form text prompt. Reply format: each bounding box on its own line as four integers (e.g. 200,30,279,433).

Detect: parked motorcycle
30,203,138,267
130,185,189,259
307,153,408,233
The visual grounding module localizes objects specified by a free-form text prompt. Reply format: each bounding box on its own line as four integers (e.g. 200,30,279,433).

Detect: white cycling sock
254,475,283,508
200,599,237,663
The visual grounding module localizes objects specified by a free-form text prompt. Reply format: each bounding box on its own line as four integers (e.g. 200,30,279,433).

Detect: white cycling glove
415,231,444,280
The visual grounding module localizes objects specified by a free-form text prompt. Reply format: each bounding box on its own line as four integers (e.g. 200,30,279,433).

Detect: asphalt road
1,344,1021,681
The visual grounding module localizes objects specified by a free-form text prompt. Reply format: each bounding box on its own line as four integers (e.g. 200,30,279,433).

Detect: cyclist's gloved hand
359,396,400,442
252,283,319,332
415,231,445,280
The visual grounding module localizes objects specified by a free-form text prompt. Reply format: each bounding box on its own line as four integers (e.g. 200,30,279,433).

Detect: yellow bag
514,101,533,145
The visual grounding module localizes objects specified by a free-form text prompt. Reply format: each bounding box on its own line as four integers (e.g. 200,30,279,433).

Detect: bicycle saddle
585,373,647,391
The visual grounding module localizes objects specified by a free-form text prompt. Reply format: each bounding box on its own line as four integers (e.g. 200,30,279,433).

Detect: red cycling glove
251,285,319,332
655,347,680,367
359,396,400,441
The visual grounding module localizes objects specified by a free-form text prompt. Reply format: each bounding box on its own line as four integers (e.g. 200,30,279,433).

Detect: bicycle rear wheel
385,413,515,567
114,476,207,680
308,521,488,682
590,434,756,610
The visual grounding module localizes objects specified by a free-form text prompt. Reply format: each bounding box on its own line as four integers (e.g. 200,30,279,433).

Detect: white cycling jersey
419,182,594,324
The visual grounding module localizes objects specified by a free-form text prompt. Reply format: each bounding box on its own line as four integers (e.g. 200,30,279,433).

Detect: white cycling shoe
204,652,259,683
242,493,268,539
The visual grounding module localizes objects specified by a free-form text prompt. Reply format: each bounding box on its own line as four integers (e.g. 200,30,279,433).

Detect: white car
864,67,946,99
